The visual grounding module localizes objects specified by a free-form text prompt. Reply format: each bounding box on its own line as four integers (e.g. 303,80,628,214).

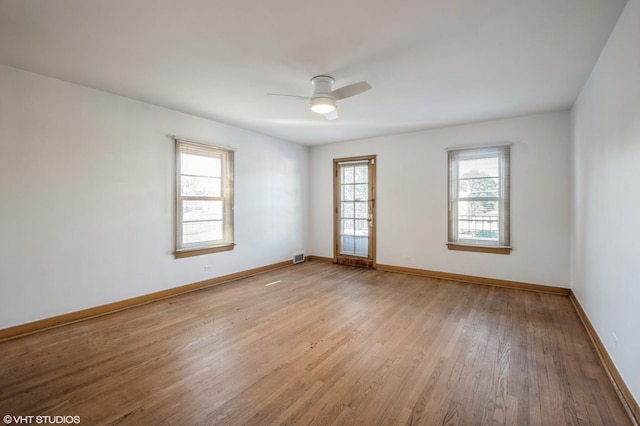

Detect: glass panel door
340,162,369,256
334,156,376,268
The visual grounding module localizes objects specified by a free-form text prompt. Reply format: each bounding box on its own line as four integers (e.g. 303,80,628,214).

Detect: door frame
333,155,377,268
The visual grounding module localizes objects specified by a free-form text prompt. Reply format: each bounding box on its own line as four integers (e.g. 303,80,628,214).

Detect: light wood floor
0,262,632,425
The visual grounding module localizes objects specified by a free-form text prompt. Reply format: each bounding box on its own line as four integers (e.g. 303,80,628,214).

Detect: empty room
0,0,638,425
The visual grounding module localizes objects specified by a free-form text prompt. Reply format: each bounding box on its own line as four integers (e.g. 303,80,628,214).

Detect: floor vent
293,253,305,264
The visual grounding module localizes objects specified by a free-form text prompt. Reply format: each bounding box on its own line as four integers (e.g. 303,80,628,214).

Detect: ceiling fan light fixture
310,97,336,114
268,75,370,120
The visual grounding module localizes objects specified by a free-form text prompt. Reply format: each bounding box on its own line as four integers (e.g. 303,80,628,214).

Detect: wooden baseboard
3,257,635,424
307,258,569,295
0,260,292,343
376,263,570,295
569,291,639,425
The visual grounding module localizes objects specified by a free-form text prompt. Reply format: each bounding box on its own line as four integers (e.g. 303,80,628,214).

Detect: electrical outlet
613,332,619,346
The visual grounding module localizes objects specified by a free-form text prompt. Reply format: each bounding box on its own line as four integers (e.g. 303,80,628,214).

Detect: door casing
333,155,376,268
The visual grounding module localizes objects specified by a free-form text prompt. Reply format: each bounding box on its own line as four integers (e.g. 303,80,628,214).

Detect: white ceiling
0,0,627,145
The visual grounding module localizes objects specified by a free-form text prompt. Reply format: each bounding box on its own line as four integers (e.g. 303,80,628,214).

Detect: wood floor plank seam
569,291,640,426
0,260,293,343
0,262,632,424
0,259,568,343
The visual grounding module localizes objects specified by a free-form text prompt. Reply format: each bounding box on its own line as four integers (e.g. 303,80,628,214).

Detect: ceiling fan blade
330,81,372,100
266,93,309,100
324,109,338,120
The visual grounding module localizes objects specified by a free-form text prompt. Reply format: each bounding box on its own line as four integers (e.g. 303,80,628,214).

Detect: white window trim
447,145,511,254
174,139,234,258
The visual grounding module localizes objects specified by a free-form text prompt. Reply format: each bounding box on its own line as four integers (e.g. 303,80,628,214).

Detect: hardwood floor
0,262,632,425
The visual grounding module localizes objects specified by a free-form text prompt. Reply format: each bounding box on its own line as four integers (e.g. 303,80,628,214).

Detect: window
448,145,510,254
175,139,234,258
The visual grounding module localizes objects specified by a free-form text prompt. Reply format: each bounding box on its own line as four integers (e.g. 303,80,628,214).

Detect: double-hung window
448,145,510,254
175,139,234,258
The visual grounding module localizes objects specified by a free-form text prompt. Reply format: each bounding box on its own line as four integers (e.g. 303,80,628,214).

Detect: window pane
457,200,499,217
341,219,355,236
355,219,369,236
459,176,498,198
354,202,368,219
342,166,354,184
341,202,354,218
459,156,498,178
183,220,223,244
355,236,368,256
183,200,223,221
181,176,221,197
342,185,354,201
457,201,500,241
341,235,355,254
354,165,368,183
354,184,368,201
182,153,221,177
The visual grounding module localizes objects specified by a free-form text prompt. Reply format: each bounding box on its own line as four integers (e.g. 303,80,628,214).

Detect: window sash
175,140,234,254
448,146,510,248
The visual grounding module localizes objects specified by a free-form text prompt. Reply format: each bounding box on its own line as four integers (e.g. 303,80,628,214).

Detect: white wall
309,111,571,287
571,0,640,405
0,65,309,329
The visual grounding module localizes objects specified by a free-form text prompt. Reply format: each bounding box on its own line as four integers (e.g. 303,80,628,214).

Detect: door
334,156,376,268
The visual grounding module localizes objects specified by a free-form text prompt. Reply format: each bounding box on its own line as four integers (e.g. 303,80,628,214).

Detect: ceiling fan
268,75,372,120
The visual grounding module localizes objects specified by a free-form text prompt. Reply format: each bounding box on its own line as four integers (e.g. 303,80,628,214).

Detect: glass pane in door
339,163,369,257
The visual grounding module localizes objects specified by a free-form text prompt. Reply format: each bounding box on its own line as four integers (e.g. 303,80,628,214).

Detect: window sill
174,243,235,259
446,243,511,255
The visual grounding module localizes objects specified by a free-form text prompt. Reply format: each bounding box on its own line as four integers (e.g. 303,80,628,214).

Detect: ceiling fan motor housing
310,76,337,113
311,75,335,97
